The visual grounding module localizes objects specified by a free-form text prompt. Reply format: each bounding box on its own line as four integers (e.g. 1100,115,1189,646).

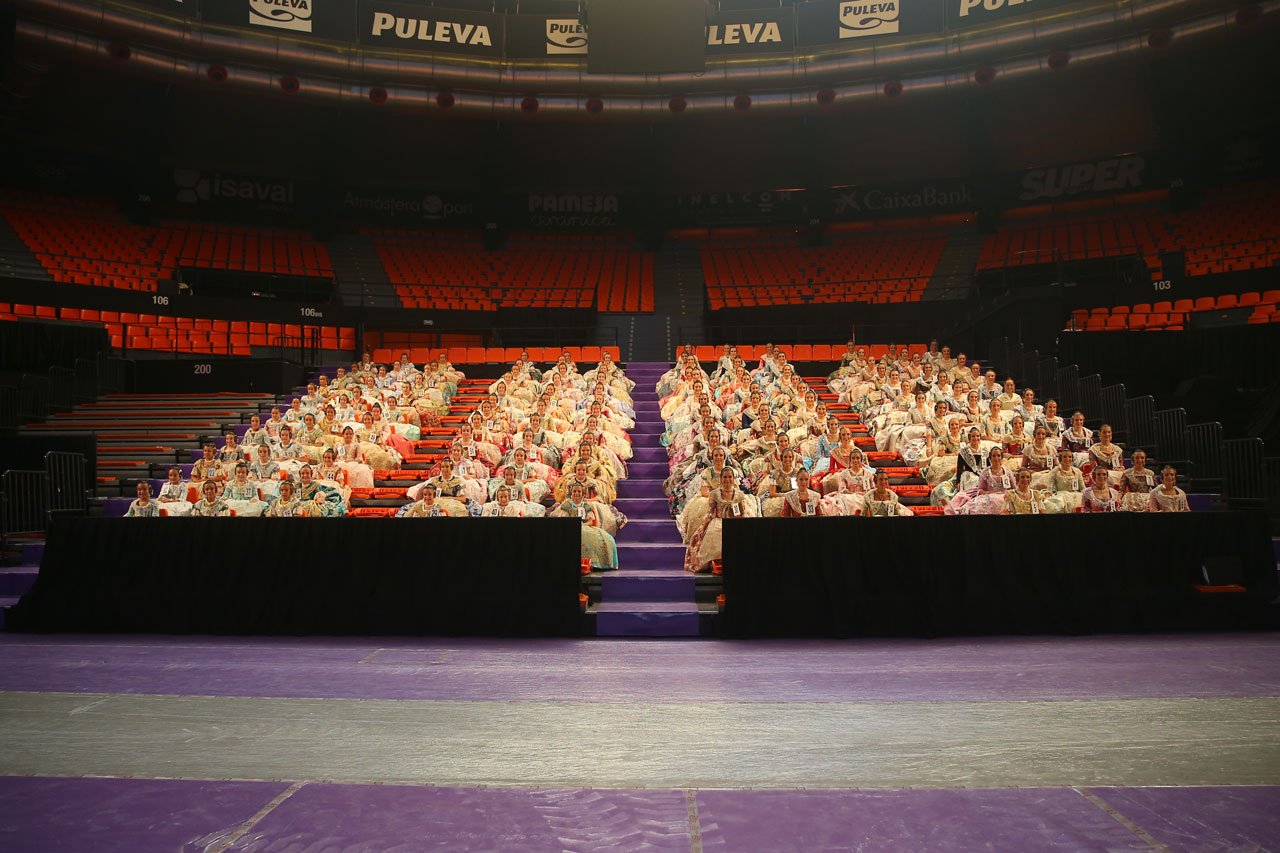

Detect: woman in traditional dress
1002,468,1045,514
821,449,876,516
1081,468,1121,512
1148,466,1190,512
1022,426,1057,480
124,481,161,517
335,426,374,488
191,443,225,484
1118,450,1156,511
1042,448,1086,513
249,444,284,501
1036,399,1065,439
156,467,194,516
780,468,825,517
864,469,911,517
420,457,472,516
494,446,551,504
192,480,232,517
554,482,619,572
315,449,351,507
296,464,345,517
272,426,310,480
222,463,265,517
1087,424,1125,486
403,482,448,517
684,470,748,573
947,446,1014,515
480,485,529,517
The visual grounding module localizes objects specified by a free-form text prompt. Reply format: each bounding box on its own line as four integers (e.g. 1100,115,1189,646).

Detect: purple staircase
1,540,43,630
594,362,702,637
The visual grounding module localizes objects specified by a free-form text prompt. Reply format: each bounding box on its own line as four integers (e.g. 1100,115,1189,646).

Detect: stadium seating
979,181,1280,281
699,229,947,309
1,192,333,291
0,302,355,354
369,228,654,312
1066,290,1280,331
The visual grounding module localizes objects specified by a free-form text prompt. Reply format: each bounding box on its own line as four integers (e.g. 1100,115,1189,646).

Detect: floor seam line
684,788,704,853
1074,786,1170,852
208,780,306,853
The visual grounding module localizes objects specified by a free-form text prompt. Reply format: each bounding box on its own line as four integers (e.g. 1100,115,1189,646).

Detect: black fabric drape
722,513,1277,637
10,517,583,636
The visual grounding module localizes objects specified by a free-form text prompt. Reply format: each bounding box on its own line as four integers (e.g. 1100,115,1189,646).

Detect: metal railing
97,353,135,394
1187,422,1224,481
1056,364,1080,412
46,451,88,514
18,374,48,422
0,386,17,431
1078,373,1102,422
48,366,76,413
1222,437,1265,505
74,358,98,402
0,469,50,536
1124,396,1156,450
1153,408,1188,461
1099,383,1128,435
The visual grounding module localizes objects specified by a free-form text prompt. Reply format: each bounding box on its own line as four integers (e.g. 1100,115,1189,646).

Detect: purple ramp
230,783,692,853
694,788,1149,852
0,775,291,853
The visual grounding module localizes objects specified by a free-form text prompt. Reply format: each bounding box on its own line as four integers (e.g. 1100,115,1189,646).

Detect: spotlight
668,96,687,113
521,96,539,114
207,64,227,83
369,86,387,104
816,88,836,106
1148,28,1172,48
883,80,902,98
974,66,996,85
108,41,130,61
733,94,751,112
436,91,455,109
1048,51,1070,71
585,97,603,114
280,75,300,94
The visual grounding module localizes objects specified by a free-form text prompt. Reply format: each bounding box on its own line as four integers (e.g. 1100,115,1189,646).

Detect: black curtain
10,517,584,636
722,513,1277,638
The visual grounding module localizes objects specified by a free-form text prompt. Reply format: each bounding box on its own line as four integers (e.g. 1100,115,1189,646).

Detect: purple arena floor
3,631,1279,850
2,632,1278,703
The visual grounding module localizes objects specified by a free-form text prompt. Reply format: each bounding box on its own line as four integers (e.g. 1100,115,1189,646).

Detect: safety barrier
1153,408,1188,461
1222,437,1265,506
1124,395,1156,450
1056,364,1080,413
0,386,17,431
46,451,88,514
0,469,50,536
1187,421,1224,482
1100,383,1127,436
1078,374,1102,423
48,366,76,413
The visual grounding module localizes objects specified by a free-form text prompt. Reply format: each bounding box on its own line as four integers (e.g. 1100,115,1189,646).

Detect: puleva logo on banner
174,169,295,208
706,21,783,46
958,0,1035,18
370,12,493,46
839,1,900,39
249,0,313,34
546,19,587,54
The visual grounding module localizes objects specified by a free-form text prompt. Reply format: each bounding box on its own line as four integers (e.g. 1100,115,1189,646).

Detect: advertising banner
945,0,1075,29
357,1,504,56
671,189,806,225
505,15,587,59
1006,154,1159,203
169,167,315,216
797,0,944,46
134,0,199,15
337,186,481,224
706,9,794,55
523,192,626,228
201,0,358,41
827,180,977,218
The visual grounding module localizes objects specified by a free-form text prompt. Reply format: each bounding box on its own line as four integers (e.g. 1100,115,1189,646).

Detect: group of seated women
383,350,634,570
661,342,1192,572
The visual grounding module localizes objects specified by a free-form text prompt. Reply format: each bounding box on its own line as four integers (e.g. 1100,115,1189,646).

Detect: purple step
1188,493,1215,512
20,542,44,564
0,567,38,597
603,571,695,601
630,446,668,464
0,597,21,630
618,542,685,571
615,519,684,545
595,601,700,637
102,497,132,518
615,498,672,519
617,479,667,499
626,462,670,479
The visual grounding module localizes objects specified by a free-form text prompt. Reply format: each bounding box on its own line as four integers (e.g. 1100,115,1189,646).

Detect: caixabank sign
201,0,359,40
